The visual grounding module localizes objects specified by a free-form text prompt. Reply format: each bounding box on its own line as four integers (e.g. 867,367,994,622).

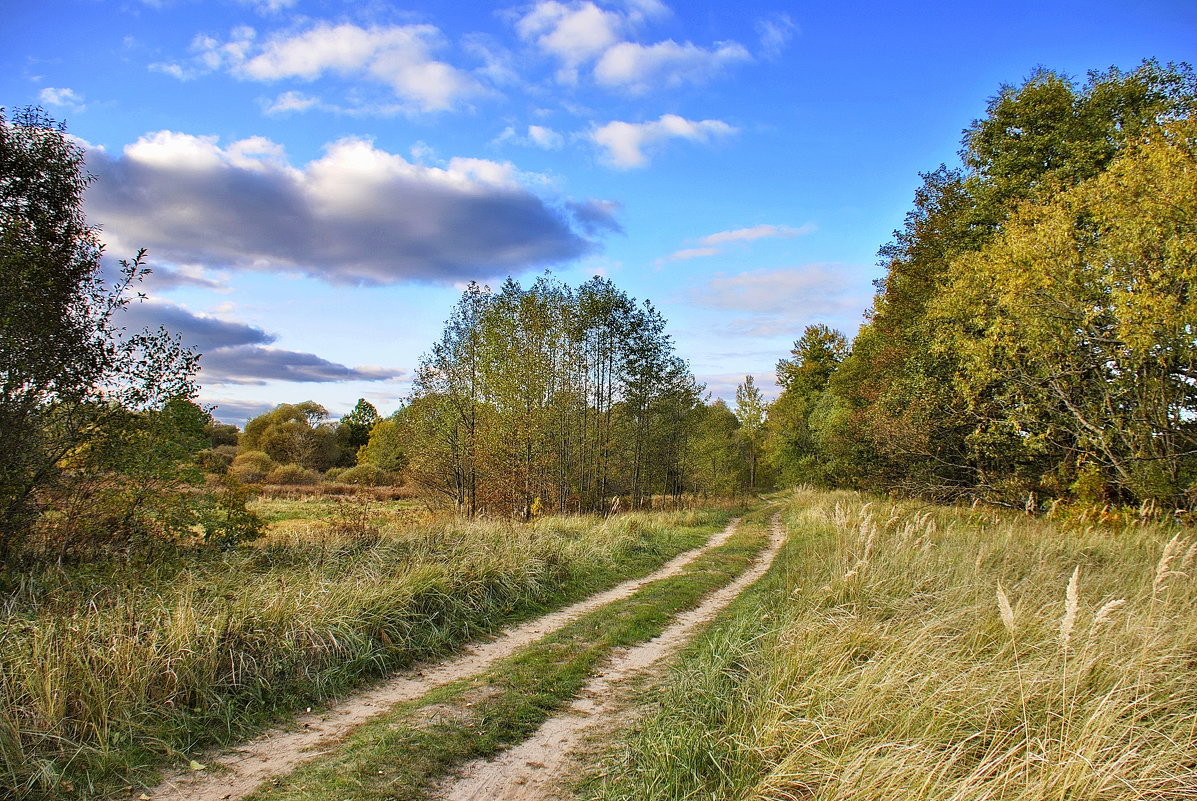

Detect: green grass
583,488,1197,801
245,512,774,801
0,504,735,800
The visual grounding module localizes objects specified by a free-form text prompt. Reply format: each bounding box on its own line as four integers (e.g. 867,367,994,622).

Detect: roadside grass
583,488,1197,801
245,511,774,801
0,504,734,801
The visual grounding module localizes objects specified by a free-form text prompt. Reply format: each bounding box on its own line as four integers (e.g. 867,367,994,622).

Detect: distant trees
403,275,719,516
760,60,1197,510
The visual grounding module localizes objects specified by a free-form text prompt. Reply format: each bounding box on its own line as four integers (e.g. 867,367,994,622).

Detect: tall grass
587,489,1197,800
0,506,722,799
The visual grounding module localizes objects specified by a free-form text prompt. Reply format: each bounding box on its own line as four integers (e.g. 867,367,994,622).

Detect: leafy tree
0,107,199,560
241,401,342,471
337,398,380,458
767,325,848,485
734,375,768,490
931,115,1197,506
357,415,407,473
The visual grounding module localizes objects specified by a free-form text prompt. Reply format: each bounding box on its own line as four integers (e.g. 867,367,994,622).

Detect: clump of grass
585,488,1197,801
0,505,729,800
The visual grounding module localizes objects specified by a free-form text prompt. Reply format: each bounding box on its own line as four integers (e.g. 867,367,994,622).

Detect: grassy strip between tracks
245,510,774,801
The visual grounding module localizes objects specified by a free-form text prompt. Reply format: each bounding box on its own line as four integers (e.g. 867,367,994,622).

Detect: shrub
229,450,275,483
338,464,395,487
264,463,320,485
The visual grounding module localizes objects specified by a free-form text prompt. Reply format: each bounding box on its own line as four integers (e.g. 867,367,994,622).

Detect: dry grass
0,504,723,800
587,488,1197,800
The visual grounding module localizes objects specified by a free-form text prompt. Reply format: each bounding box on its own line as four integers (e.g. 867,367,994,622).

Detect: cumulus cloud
590,114,736,168
594,39,750,92
115,299,404,387
514,1,748,91
83,131,602,285
156,23,480,112
516,1,625,83
39,87,85,111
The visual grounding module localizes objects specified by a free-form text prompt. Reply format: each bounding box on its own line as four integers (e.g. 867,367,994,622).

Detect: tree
0,107,199,560
931,116,1197,506
735,375,767,490
767,325,848,486
241,402,341,471
336,398,380,463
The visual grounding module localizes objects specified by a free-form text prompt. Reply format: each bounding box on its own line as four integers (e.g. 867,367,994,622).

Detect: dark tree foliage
0,107,229,561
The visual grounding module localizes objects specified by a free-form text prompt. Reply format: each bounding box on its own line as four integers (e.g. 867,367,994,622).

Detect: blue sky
4,0,1194,424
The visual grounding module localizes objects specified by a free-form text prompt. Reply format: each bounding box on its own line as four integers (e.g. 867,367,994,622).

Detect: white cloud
698,223,812,246
238,0,297,13
756,14,797,60
263,90,319,115
156,23,479,112
594,39,750,92
117,299,404,388
39,87,85,111
494,124,565,150
656,223,813,265
590,114,736,168
241,23,479,112
657,247,719,264
516,1,625,83
687,264,866,317
84,131,607,285
514,1,748,91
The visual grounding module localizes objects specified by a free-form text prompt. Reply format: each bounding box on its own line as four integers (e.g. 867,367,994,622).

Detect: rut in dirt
436,511,786,801
144,517,744,801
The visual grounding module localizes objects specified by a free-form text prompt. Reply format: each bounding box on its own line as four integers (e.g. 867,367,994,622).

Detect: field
0,496,736,800
585,489,1197,800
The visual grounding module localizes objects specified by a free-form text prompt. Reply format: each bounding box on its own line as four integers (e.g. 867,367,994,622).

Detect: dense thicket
395,276,750,516
764,60,1197,511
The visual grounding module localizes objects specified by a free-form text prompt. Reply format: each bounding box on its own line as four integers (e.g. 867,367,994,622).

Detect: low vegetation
0,502,732,800
586,488,1197,800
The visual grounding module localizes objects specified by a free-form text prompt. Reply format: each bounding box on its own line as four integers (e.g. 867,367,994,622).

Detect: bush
338,464,395,486
195,448,233,474
229,450,275,483
264,463,320,485
325,466,347,482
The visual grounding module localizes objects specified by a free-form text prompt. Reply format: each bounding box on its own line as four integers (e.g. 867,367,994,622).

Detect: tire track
437,512,786,801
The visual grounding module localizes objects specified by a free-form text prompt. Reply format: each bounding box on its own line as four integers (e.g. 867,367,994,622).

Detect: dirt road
146,517,747,801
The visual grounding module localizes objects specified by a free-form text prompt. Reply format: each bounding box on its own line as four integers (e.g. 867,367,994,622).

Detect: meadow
0,496,734,800
586,489,1197,800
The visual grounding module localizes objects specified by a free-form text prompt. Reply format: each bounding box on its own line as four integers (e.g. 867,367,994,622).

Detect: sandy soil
142,518,742,801
436,512,786,801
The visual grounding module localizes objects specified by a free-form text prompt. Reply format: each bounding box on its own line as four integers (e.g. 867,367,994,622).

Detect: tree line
762,60,1197,512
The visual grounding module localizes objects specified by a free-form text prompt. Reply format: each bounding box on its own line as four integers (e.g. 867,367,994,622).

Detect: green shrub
229,450,275,483
338,464,395,486
264,463,320,485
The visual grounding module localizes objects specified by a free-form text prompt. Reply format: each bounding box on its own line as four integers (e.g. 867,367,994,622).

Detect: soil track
145,517,744,801
437,512,786,801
